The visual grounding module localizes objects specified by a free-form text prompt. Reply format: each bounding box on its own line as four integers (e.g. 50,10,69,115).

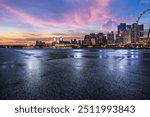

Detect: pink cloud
0,0,113,27
102,19,118,32
0,3,58,27
63,0,112,25
0,0,132,31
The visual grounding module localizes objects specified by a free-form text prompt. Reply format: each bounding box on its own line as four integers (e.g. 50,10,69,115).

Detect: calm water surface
0,48,150,99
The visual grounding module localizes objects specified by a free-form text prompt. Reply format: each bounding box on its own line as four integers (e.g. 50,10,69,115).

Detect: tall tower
132,23,139,43
117,23,126,37
131,23,144,43
107,31,115,44
123,25,132,44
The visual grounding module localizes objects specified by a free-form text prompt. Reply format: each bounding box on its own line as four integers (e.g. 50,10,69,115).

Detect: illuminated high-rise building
139,24,144,37
115,34,123,44
97,33,107,45
131,23,144,43
118,23,126,37
131,23,138,43
84,35,91,45
107,31,114,44
123,25,132,44
84,33,107,46
89,33,96,45
59,37,64,44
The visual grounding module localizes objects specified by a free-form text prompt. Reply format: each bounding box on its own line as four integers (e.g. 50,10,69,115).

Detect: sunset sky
0,0,150,45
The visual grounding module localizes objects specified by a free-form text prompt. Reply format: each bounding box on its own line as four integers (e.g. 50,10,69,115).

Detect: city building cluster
1,22,149,49
50,22,149,48
84,23,145,46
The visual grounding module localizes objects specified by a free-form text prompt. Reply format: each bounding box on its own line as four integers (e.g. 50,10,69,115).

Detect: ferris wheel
136,8,150,42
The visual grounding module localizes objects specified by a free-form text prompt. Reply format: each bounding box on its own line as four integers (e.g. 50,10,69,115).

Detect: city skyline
0,0,150,45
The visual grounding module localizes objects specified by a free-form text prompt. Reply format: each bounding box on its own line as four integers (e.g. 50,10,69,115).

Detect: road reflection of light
73,49,83,52
135,55,139,58
117,50,141,72
105,50,128,71
118,60,126,70
70,51,85,89
23,50,44,86
130,55,139,59
72,52,84,70
74,52,82,58
24,56,43,95
107,57,115,71
119,65,124,69
99,55,102,59
117,50,128,55
27,57,39,70
26,59,40,78
131,55,134,58
16,49,43,56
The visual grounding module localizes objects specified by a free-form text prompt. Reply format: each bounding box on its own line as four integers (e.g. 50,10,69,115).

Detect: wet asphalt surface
0,48,150,100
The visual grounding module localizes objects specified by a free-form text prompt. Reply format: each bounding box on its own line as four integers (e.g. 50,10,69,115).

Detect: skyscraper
131,23,144,43
139,24,144,37
84,35,91,45
132,23,139,43
107,31,115,44
84,33,107,46
123,25,132,44
118,23,126,37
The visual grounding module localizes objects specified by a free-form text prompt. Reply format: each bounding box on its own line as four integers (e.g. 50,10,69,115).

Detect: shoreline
0,47,150,49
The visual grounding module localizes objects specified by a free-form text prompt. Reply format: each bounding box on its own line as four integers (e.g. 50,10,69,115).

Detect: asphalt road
0,48,150,100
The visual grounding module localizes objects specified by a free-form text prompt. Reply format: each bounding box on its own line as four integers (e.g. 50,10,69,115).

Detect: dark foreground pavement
0,48,150,100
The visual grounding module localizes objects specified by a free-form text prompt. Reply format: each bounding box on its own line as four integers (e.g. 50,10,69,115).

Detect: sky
0,0,150,45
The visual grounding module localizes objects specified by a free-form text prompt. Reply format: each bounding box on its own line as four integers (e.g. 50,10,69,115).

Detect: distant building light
53,37,56,41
